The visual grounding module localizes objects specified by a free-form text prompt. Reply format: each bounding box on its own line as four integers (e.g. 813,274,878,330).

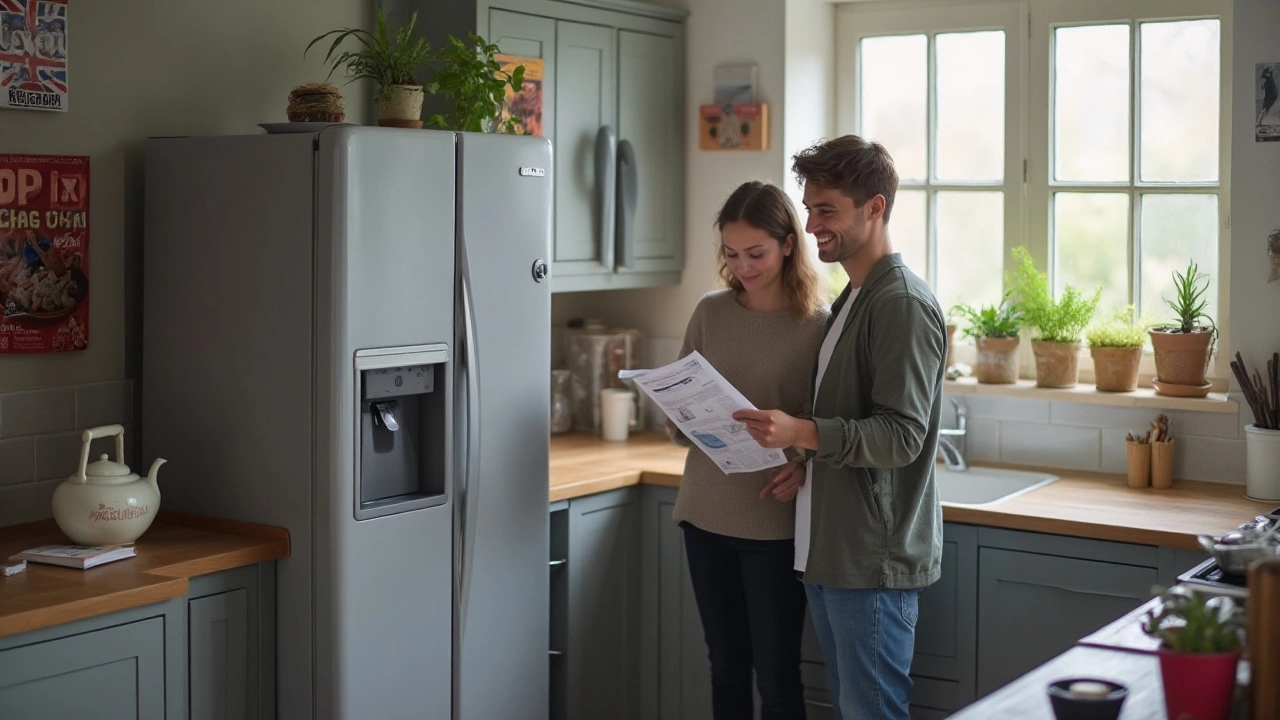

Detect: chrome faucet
938,396,968,472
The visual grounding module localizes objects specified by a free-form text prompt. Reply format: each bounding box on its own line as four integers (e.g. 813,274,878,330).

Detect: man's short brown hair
792,135,898,222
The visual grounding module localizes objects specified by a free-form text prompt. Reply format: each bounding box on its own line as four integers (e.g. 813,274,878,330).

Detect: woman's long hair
714,181,825,319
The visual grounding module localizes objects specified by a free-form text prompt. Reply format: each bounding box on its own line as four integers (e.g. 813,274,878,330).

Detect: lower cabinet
0,562,276,720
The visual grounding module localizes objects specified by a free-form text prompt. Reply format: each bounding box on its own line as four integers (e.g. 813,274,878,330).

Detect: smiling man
732,135,946,720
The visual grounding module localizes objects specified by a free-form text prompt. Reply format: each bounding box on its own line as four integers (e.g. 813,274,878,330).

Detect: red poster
0,153,88,353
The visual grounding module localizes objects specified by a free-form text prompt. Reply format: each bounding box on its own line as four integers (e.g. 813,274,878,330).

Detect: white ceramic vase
1246,425,1280,501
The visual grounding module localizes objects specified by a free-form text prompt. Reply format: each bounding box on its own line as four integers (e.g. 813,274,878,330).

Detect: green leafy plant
305,8,434,103
1142,585,1245,654
1008,246,1101,344
950,292,1022,340
1160,260,1215,334
1087,308,1151,348
426,33,525,133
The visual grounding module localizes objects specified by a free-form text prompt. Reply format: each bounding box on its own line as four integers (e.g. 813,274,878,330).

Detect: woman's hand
759,457,806,501
732,409,819,450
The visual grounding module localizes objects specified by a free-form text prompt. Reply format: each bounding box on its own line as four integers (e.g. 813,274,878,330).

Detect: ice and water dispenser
353,345,450,520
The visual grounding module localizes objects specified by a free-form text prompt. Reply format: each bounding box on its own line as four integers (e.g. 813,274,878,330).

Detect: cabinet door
0,616,166,719
912,522,977,709
616,28,683,273
976,548,1157,696
568,487,639,720
553,20,616,278
190,589,250,720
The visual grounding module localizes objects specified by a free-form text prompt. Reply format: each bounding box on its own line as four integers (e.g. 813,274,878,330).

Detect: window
836,0,1230,378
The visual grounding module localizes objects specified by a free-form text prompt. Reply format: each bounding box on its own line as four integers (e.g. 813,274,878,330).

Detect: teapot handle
75,424,126,484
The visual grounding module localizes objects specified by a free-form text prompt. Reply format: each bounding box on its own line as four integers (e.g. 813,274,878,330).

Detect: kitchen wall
0,0,372,524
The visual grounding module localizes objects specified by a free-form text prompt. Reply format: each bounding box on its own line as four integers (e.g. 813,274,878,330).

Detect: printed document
619,351,788,474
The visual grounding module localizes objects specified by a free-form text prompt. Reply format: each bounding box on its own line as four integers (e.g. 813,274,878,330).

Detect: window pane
936,191,1004,313
1140,194,1218,324
893,190,927,278
860,35,927,181
1053,193,1130,317
936,31,1005,182
1139,20,1220,182
1054,25,1130,182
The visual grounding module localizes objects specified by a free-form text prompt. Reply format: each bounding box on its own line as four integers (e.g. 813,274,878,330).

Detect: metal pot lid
85,453,135,478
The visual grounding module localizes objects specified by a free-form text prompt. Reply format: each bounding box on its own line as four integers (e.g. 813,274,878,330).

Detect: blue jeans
804,584,920,720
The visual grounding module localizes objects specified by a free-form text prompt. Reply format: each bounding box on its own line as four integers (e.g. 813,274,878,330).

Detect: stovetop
1176,506,1280,599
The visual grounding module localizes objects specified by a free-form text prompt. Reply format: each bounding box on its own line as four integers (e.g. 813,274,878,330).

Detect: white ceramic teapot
51,424,167,545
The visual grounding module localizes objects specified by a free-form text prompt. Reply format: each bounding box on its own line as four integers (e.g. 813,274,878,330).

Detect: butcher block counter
548,432,1273,549
0,511,289,638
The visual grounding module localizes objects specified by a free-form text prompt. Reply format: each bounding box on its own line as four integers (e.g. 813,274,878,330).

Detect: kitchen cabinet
0,564,275,720
387,0,687,292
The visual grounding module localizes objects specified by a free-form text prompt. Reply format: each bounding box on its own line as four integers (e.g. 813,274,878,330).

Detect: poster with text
0,154,89,353
496,54,543,136
1257,62,1279,142
0,0,68,112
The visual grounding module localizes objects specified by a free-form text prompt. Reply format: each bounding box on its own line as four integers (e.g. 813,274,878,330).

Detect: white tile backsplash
0,478,61,526
1000,421,1101,471
76,380,133,429
0,437,35,486
966,416,1001,463
1174,435,1247,484
960,395,1050,423
0,388,75,437
1049,402,1157,432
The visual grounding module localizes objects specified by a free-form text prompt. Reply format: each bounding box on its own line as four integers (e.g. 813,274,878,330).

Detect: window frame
836,0,1233,387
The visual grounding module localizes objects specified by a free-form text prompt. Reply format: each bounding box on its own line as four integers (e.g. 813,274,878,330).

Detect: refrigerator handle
615,138,638,269
594,125,618,271
455,243,481,637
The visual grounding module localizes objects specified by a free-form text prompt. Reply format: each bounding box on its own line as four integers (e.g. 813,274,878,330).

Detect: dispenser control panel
363,365,434,399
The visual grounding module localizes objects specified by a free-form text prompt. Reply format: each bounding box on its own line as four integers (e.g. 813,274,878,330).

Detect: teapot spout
147,458,167,492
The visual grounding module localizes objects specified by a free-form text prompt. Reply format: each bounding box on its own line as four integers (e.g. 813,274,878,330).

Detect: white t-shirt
795,287,860,573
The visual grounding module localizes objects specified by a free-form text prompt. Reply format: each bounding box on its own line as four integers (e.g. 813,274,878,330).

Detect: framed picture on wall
0,0,69,112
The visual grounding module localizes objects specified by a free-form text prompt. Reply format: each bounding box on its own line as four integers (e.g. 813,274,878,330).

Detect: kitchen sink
935,465,1058,506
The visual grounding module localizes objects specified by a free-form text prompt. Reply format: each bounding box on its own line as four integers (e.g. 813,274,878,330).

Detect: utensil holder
1125,441,1151,489
1151,440,1175,489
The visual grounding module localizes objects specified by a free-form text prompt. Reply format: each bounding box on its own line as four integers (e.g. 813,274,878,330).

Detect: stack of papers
9,544,136,570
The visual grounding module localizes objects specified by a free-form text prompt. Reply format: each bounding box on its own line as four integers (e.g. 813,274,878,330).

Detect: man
733,135,946,720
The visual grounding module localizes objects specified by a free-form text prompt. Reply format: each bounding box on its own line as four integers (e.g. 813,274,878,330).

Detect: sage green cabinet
385,0,688,292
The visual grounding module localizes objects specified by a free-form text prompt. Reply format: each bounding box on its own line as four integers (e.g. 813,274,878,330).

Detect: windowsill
944,377,1239,414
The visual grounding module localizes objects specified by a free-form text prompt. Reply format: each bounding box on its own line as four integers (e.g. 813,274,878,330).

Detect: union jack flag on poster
0,0,67,112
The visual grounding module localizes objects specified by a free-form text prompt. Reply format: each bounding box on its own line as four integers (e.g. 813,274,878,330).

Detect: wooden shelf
944,377,1239,414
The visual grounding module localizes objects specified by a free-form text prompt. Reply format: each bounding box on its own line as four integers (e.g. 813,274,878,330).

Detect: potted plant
306,8,434,127
426,33,525,133
950,293,1022,384
1150,260,1216,397
1086,309,1149,392
1008,247,1101,388
1142,585,1246,720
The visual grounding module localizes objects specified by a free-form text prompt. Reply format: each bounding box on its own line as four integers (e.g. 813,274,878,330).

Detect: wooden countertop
549,433,1274,549
0,511,290,639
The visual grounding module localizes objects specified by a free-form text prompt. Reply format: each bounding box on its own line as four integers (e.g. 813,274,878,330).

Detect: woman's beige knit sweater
669,290,828,540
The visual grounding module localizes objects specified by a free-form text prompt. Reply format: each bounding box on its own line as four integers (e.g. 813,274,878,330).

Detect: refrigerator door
455,133,552,720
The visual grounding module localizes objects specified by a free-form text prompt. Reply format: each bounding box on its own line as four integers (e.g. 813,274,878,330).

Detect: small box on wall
699,104,769,151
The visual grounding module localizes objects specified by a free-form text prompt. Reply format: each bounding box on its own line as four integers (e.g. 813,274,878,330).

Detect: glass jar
550,369,573,434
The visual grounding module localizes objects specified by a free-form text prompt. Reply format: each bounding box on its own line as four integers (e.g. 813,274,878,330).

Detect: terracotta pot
1031,340,1081,388
1149,329,1213,387
1157,648,1239,720
1090,346,1142,392
975,336,1019,384
376,84,424,127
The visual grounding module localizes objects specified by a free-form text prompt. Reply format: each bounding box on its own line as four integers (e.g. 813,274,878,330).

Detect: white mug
600,389,637,442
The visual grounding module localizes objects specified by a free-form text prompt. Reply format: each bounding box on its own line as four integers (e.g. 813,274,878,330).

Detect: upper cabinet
382,0,687,292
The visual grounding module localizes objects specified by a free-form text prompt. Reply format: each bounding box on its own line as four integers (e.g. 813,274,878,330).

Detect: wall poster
0,0,68,112
0,154,89,353
496,54,543,137
1257,62,1279,142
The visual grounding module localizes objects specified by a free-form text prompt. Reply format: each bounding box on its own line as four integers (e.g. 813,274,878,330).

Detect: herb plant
950,292,1022,340
426,33,525,134
1142,585,1245,654
1087,309,1150,348
1161,260,1214,333
1008,246,1101,344
306,8,433,104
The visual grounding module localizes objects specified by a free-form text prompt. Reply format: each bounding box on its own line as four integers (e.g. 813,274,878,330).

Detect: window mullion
927,32,939,287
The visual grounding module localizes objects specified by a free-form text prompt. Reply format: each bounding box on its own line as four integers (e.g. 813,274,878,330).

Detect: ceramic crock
51,424,167,545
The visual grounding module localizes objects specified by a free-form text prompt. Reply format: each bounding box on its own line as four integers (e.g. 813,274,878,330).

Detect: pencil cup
1151,440,1175,489
600,389,637,442
1125,441,1151,489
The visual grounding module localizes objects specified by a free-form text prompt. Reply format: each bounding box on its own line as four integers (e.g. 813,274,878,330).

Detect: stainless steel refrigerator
142,127,551,720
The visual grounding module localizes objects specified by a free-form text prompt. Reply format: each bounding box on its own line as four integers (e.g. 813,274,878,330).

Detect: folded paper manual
619,351,788,474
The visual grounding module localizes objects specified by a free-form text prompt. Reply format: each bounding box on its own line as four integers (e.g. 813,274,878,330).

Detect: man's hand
759,458,806,501
732,409,819,450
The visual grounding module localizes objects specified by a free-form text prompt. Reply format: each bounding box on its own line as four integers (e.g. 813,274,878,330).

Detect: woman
669,180,829,720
